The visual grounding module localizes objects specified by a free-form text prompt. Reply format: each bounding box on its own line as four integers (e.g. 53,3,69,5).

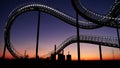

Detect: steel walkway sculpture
4,0,120,58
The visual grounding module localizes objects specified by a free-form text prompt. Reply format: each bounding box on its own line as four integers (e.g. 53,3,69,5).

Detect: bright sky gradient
0,0,120,60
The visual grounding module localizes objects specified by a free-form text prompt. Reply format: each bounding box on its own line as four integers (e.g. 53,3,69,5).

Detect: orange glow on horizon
2,52,120,61
1,43,120,61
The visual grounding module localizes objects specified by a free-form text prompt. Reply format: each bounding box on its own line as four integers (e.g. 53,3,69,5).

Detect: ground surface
0,58,120,67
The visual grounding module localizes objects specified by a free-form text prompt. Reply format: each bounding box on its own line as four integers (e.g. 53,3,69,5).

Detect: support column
36,11,41,59
2,45,6,59
99,45,102,61
76,12,80,62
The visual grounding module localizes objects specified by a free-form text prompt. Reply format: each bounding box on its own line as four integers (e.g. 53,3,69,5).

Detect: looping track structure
4,0,120,58
72,0,120,28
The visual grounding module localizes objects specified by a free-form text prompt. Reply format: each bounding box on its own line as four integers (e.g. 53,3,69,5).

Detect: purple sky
0,0,120,60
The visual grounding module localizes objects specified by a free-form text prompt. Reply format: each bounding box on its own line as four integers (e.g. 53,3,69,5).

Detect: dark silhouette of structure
58,53,65,62
50,45,56,61
36,12,41,59
3,0,120,62
51,54,56,61
76,12,80,61
66,51,71,61
99,45,102,61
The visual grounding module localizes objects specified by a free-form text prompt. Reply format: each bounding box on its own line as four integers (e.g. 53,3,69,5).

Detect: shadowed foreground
0,58,120,67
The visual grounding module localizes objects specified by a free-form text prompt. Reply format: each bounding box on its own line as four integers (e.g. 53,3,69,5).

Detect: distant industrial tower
58,50,65,62
66,51,71,61
51,45,56,61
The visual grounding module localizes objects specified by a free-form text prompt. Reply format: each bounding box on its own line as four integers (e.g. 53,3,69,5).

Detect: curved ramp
42,35,119,58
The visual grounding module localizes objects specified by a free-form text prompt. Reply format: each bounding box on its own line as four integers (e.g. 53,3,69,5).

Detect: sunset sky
0,0,120,60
